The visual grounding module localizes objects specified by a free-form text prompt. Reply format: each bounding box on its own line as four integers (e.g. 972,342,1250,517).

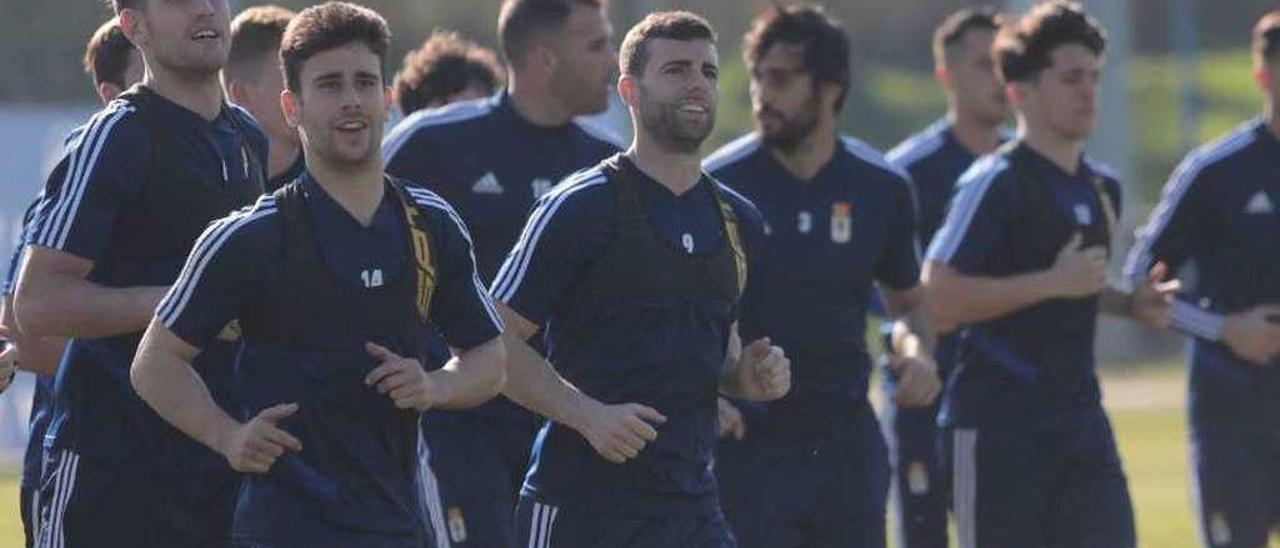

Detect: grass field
0,366,1222,547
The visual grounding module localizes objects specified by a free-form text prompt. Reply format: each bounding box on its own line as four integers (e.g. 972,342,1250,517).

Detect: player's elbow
921,261,962,333
479,338,508,399
14,283,61,337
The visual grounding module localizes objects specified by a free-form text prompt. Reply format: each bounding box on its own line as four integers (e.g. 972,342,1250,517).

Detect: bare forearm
130,323,238,454
1097,285,1133,317
3,294,68,375
718,327,747,398
426,337,507,410
499,333,599,431
926,268,1055,329
18,272,165,338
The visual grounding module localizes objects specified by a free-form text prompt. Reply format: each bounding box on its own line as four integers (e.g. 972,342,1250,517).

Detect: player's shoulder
64,99,146,154
709,174,765,227
1082,153,1123,192
571,116,627,151
399,180,473,236
956,152,1015,196
227,103,268,142
885,118,950,169
381,95,499,158
1171,119,1263,184
193,193,282,258
838,134,913,188
702,132,766,175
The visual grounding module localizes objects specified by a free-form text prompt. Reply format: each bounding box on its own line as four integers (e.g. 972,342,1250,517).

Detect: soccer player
130,4,507,547
382,1,622,545
1123,11,1280,548
14,0,266,545
0,17,143,547
922,3,1172,546
881,8,1007,547
491,11,790,547
393,29,506,116
703,5,938,547
223,5,303,190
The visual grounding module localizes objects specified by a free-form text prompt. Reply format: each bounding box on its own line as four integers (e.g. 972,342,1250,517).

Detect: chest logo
471,172,504,195
1073,203,1092,226
830,202,852,244
531,178,554,198
681,233,695,254
1245,191,1274,214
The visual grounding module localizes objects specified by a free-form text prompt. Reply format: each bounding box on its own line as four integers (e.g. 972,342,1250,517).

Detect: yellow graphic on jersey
830,201,852,244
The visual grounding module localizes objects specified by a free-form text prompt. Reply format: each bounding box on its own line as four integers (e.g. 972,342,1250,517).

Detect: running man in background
1123,11,1280,548
492,11,790,547
0,17,144,547
131,4,506,547
223,4,302,191
704,5,938,547
922,3,1173,546
382,1,622,545
14,0,266,544
881,8,1008,547
392,29,506,116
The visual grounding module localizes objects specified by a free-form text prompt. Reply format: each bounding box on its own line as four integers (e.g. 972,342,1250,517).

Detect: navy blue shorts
716,401,889,548
36,449,237,548
514,497,735,548
946,408,1134,548
880,381,948,548
423,405,541,547
21,483,37,548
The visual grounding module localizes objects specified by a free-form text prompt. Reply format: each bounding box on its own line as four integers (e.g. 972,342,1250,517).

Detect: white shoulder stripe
381,96,495,160
158,197,277,327
925,156,1010,262
1122,127,1256,284
406,189,505,330
573,117,626,149
702,132,763,172
490,171,608,302
36,105,136,249
886,119,949,169
840,135,913,182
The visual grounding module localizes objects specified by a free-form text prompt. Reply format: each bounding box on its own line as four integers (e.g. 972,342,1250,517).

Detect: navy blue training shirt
490,155,766,515
28,87,267,470
5,196,55,490
1125,118,1279,331
926,142,1122,423
704,133,921,439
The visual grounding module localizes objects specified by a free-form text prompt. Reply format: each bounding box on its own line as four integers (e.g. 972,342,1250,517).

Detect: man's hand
218,402,302,473
365,342,439,411
887,354,941,408
576,400,667,464
1222,305,1280,366
717,397,746,441
216,320,242,342
1047,233,1107,298
1130,262,1180,328
731,338,791,401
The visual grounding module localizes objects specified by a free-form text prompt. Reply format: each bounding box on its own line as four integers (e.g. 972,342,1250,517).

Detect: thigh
515,499,735,548
814,411,889,548
21,484,36,548
155,471,239,548
952,426,1046,548
1047,416,1135,548
38,451,159,548
714,438,811,548
1190,430,1270,548
426,413,519,548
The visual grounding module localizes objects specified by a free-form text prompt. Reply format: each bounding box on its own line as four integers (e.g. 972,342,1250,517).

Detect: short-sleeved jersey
267,151,306,192
5,196,56,489
704,133,921,439
383,92,624,282
27,87,268,470
1124,118,1279,319
490,155,767,515
926,142,1122,423
887,119,1005,246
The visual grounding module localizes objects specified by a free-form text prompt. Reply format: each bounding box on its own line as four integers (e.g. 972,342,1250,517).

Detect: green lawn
0,367,1234,547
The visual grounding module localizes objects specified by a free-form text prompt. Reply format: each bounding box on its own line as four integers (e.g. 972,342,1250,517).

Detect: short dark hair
994,1,1106,83
933,7,1003,67
1253,10,1280,65
743,3,850,112
497,0,603,65
226,5,295,83
280,1,390,93
83,17,136,87
619,11,716,78
393,30,505,115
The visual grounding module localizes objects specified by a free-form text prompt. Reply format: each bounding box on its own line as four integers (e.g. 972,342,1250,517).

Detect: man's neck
306,155,385,227
768,125,837,182
1265,99,1280,140
948,108,1004,156
142,66,224,121
1021,123,1083,175
628,134,702,196
267,137,301,181
507,77,573,128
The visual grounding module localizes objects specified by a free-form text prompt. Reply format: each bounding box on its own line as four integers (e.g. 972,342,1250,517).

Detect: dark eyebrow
660,60,694,71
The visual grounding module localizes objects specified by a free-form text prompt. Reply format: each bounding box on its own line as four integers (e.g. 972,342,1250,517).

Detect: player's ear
119,9,148,49
934,65,952,90
97,82,123,105
281,88,300,128
383,86,394,120
225,79,248,107
617,74,637,108
1254,64,1272,94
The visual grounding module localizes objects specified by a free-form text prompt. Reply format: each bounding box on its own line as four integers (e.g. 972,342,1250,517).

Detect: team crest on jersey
1073,203,1092,226
448,507,468,542
830,202,852,244
531,178,554,198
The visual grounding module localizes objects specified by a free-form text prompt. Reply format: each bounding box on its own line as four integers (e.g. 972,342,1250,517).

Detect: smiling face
625,37,719,154
124,0,232,78
283,42,389,170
